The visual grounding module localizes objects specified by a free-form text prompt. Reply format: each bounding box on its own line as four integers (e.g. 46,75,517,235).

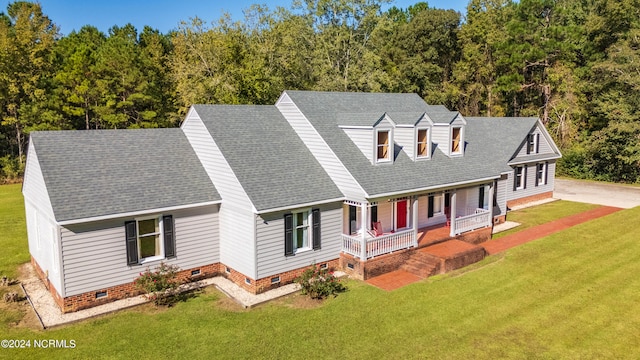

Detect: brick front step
400,252,440,278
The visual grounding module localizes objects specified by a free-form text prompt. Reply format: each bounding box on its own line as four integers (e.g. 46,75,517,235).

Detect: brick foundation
507,191,553,209
456,226,492,245
34,257,345,313
339,249,413,280
221,259,341,294
493,215,506,225
32,257,222,313
31,257,65,311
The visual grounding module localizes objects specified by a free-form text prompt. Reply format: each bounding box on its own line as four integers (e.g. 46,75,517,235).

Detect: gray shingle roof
30,129,220,222
285,91,540,197
192,105,344,212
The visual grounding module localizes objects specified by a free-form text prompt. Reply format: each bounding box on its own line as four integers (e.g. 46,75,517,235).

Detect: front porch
339,184,496,281
341,205,494,261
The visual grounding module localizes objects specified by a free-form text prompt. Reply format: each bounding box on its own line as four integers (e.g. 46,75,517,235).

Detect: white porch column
449,190,457,237
412,195,419,247
360,202,367,260
488,181,495,226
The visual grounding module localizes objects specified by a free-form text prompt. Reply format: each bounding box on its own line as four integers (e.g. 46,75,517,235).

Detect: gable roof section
507,121,562,165
465,117,542,171
284,90,543,198
192,105,344,212
30,129,220,223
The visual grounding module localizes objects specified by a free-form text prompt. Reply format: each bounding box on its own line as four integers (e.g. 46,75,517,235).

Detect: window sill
293,247,313,255
139,255,165,265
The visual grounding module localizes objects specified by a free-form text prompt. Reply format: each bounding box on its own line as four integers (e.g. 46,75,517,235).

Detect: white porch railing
453,208,491,235
341,229,415,260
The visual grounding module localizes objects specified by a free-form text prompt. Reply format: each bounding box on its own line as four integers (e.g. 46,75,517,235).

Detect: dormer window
416,128,429,159
376,130,390,162
451,127,462,155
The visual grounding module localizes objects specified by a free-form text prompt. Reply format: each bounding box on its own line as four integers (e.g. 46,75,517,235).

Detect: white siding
377,201,394,232
181,109,257,277
218,204,256,278
516,125,555,157
342,128,373,163
255,202,342,278
507,161,556,201
22,140,55,221
25,200,63,294
181,109,254,211
276,93,367,201
60,205,219,297
395,127,415,159
495,177,508,216
431,124,450,156
418,195,429,228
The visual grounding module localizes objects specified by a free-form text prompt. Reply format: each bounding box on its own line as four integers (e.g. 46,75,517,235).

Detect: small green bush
134,262,182,306
295,263,346,299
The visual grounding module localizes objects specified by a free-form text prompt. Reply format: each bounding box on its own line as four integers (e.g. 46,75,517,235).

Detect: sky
0,0,470,35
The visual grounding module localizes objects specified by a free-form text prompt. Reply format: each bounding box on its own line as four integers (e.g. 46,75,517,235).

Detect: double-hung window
376,130,390,162
285,209,321,256
451,127,462,155
514,165,525,190
126,215,175,265
416,129,429,158
536,162,547,186
527,133,540,154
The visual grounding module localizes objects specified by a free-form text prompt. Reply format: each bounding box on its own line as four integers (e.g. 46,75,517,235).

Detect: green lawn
0,184,29,279
2,185,640,359
493,200,599,239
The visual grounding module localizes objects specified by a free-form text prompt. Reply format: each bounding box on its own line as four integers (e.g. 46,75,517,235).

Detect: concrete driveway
554,179,640,209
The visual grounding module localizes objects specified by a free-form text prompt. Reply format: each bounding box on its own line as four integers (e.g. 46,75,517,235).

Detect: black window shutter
371,205,378,223
284,213,293,256
493,181,498,207
526,135,531,154
535,164,539,187
536,133,540,153
163,215,176,258
444,193,450,208
513,168,518,191
544,162,549,185
312,209,321,250
523,165,528,189
125,221,138,265
428,195,434,218
479,186,485,209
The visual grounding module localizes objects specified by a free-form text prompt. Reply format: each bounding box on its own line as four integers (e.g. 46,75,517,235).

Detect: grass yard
0,184,29,279
493,200,599,239
2,185,640,359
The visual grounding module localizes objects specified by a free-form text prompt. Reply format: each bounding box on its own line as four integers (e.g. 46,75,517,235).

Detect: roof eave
57,200,222,226
367,175,501,200
255,197,346,214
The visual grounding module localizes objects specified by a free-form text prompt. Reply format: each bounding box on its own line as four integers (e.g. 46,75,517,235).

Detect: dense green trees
0,0,639,183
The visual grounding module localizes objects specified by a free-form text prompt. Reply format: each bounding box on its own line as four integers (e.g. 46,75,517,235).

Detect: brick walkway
366,205,622,291
481,205,622,255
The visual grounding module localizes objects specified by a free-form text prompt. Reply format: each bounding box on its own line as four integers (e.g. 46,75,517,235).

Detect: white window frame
528,133,538,154
451,126,463,155
537,162,546,185
515,166,524,190
292,208,312,253
416,127,430,159
136,215,164,264
375,129,392,163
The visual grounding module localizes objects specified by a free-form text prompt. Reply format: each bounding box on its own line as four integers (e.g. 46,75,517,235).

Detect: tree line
1,0,639,183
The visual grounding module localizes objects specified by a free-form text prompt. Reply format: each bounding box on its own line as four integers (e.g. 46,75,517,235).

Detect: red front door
396,200,407,229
